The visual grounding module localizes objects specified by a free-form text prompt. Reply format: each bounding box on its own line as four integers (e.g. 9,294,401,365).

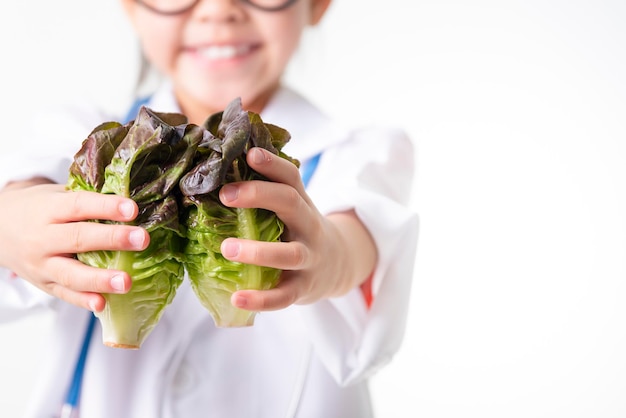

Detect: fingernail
110,274,126,292
221,184,238,203
232,294,247,308
88,299,98,312
119,201,135,218
221,240,240,258
250,147,265,164
129,229,145,249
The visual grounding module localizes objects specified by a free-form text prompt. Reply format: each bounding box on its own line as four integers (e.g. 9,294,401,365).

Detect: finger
246,147,304,191
52,190,139,223
44,222,149,254
48,283,107,312
219,180,315,232
46,256,133,295
221,238,310,270
231,276,302,311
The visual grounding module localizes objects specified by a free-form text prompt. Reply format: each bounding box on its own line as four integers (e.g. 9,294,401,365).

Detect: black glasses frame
135,0,299,15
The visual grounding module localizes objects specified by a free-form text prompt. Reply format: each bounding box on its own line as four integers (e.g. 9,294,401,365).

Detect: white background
1,0,626,417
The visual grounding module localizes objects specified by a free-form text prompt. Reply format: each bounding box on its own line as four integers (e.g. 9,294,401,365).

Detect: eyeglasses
135,0,299,15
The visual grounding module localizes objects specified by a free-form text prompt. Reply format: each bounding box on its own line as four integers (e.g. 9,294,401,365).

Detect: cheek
263,17,307,67
134,17,182,76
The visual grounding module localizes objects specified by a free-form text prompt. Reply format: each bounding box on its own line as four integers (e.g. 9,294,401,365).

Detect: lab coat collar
147,83,349,161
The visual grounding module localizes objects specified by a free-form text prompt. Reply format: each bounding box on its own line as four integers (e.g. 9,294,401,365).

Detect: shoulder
342,124,414,157
0,96,129,186
322,119,415,177
28,97,124,150
270,87,414,163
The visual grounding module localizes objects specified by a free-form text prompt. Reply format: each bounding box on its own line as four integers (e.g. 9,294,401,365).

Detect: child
0,0,418,417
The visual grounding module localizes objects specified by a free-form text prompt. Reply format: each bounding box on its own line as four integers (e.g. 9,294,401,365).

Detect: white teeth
198,45,251,60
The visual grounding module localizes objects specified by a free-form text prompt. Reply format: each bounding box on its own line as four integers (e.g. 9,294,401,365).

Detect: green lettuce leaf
66,98,299,340
66,107,200,348
180,98,298,327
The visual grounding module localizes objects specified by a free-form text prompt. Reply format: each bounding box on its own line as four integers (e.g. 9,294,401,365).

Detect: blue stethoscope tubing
61,98,321,417
60,314,96,418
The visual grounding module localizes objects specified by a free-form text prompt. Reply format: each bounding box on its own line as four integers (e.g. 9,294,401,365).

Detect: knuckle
111,226,128,249
281,287,300,308
56,265,74,289
275,276,300,308
248,245,264,264
40,277,56,295
67,223,86,252
290,243,308,269
286,289,298,307
244,181,262,202
263,290,294,311
68,190,85,216
257,294,271,311
68,190,112,220
239,243,262,265
98,194,116,217
94,274,112,293
285,187,301,207
47,282,62,299
83,267,112,294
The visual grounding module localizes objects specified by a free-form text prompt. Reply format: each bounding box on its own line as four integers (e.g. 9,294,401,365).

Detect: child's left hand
218,147,377,312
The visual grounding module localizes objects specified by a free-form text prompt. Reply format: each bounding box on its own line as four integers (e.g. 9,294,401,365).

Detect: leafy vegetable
67,107,201,348
180,98,298,327
67,98,298,345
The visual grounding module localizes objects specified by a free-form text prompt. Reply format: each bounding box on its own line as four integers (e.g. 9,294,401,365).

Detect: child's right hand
0,180,149,312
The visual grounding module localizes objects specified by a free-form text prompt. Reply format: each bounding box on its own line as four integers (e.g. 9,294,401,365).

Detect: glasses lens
136,0,298,15
136,0,197,14
243,0,297,11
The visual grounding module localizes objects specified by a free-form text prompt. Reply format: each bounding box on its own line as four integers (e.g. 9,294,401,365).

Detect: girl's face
121,0,330,123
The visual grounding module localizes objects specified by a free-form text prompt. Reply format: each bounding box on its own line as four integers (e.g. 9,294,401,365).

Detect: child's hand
219,148,377,312
0,181,149,312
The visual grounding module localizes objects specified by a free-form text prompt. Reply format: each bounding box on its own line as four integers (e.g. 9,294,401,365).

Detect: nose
192,0,246,22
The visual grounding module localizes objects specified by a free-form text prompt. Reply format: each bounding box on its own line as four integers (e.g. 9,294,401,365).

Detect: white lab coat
0,84,418,418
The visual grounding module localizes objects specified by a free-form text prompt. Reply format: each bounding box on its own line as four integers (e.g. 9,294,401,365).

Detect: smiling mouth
196,44,256,60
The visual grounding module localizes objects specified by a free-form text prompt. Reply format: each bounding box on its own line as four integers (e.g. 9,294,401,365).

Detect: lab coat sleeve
0,269,58,323
0,101,108,321
297,127,419,386
0,146,72,322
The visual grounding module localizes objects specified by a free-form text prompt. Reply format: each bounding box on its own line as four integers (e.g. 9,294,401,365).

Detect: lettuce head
66,98,298,344
67,107,202,348
180,98,298,327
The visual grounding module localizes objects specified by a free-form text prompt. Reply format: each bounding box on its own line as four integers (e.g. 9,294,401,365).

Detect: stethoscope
60,97,321,418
